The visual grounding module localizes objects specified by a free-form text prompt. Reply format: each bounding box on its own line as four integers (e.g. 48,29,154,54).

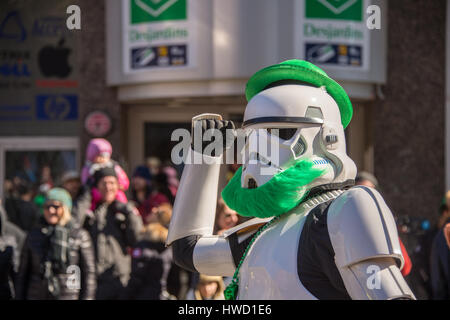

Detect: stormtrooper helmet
239,60,357,190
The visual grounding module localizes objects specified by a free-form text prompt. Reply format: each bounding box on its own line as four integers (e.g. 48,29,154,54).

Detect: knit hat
86,138,112,162
46,188,72,211
245,59,353,128
93,167,117,186
132,165,152,182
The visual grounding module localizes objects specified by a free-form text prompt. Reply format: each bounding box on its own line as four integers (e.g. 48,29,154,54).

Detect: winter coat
4,197,40,232
83,200,143,299
121,224,173,300
430,218,450,300
0,204,25,299
15,219,96,300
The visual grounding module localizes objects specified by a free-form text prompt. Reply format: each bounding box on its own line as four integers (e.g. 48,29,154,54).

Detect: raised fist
191,114,235,157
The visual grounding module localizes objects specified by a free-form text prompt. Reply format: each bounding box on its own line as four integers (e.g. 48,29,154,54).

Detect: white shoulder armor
327,186,404,270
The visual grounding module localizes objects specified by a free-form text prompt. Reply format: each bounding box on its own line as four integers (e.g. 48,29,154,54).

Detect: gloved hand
111,201,131,230
191,115,235,157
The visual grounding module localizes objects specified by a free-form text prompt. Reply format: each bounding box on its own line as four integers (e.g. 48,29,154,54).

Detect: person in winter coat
122,202,174,300
81,138,129,209
15,188,96,300
83,167,143,300
430,214,450,300
0,202,25,300
4,180,40,233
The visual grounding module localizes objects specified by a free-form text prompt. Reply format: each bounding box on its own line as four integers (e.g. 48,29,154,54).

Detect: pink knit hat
86,138,112,162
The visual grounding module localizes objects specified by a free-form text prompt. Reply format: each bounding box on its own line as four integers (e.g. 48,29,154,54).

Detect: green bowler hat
245,59,353,128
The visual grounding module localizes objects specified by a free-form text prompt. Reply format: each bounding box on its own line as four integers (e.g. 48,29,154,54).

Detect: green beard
221,159,326,218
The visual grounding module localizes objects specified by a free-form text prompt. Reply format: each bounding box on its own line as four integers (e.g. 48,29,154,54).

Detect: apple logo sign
38,38,72,78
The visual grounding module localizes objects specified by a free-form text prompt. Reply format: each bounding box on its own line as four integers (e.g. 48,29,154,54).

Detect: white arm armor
327,186,416,300
166,148,236,276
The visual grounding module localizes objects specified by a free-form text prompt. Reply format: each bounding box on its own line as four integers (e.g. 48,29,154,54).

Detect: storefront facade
0,0,446,224
106,0,386,176
0,0,81,196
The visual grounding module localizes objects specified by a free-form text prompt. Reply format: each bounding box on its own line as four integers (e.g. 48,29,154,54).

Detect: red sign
84,111,112,137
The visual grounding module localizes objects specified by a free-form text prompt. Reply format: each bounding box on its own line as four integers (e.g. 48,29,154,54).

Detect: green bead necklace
224,213,281,300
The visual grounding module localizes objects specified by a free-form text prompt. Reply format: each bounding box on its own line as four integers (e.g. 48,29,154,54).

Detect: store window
0,137,79,201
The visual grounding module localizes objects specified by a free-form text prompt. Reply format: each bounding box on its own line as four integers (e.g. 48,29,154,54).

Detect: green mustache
221,159,326,218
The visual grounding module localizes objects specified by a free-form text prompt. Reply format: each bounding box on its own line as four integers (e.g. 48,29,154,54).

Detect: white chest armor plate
236,190,343,300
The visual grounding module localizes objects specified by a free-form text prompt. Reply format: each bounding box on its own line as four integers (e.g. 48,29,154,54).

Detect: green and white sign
131,0,187,24
295,0,370,70
122,0,197,74
305,0,363,21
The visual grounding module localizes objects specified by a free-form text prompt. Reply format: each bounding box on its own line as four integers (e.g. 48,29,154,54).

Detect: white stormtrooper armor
166,60,415,300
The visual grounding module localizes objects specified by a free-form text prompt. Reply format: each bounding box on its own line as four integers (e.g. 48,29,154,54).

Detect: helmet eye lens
267,128,298,140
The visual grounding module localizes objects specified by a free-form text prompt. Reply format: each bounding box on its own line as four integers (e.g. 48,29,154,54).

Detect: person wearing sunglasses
15,188,96,300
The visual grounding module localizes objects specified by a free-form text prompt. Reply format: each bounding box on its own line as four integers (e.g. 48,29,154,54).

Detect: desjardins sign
129,27,188,43
304,23,363,41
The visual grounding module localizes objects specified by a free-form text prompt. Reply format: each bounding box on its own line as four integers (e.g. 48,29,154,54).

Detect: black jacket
122,235,173,300
83,200,143,300
16,219,96,300
4,198,40,232
430,218,450,300
0,204,25,299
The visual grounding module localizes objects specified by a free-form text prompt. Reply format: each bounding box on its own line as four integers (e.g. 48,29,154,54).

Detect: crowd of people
0,138,241,300
0,138,449,299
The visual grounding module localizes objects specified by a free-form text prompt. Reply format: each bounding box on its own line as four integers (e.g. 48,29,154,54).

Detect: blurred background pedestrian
0,201,25,300
4,179,39,233
430,194,450,299
129,165,152,217
82,167,142,300
122,201,175,300
15,188,96,300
